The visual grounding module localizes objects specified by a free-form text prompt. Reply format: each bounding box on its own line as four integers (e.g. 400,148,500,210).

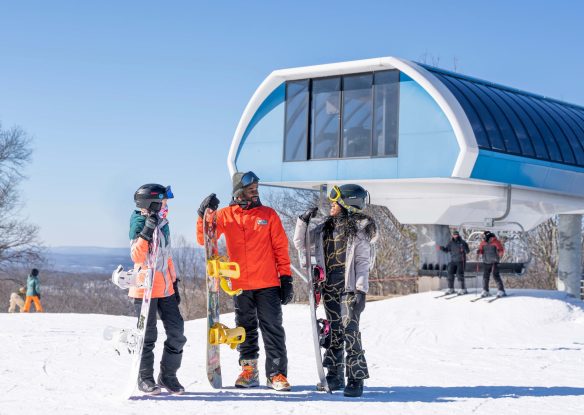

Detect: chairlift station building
228,57,584,296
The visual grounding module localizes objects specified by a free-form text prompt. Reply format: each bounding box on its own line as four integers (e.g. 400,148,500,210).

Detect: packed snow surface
2,289,584,415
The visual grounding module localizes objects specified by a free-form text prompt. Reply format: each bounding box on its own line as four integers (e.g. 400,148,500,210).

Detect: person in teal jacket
22,268,43,312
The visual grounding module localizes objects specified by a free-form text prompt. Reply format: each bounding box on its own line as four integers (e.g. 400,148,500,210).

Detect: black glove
299,207,318,223
198,193,220,218
37,294,41,300
279,275,294,305
139,213,159,242
173,280,181,305
353,291,366,314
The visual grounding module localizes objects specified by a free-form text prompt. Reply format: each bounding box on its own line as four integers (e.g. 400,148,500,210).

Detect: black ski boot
343,379,364,397
158,365,185,395
325,373,345,391
138,371,161,395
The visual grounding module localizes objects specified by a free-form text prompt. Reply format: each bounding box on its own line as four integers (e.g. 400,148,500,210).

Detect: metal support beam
557,214,582,297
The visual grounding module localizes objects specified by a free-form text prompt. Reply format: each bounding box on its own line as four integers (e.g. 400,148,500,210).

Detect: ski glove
173,280,180,305
279,275,294,305
299,207,318,223
139,213,159,242
37,294,41,300
198,193,220,218
353,291,366,314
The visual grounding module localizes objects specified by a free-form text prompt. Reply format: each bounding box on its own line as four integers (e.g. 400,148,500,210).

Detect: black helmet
483,231,495,241
134,184,174,212
328,184,368,212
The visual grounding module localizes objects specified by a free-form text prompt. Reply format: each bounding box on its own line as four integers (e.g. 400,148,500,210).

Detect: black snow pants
447,261,466,289
482,262,505,291
322,271,369,380
134,295,187,375
233,286,288,377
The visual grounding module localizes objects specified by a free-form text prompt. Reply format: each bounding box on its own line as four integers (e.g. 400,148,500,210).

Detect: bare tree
0,124,41,269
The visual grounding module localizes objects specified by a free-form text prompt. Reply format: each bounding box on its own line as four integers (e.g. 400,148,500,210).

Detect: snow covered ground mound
2,289,584,415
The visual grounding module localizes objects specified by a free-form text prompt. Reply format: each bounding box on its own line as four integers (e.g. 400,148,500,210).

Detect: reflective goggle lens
165,186,174,199
328,185,342,202
241,171,260,187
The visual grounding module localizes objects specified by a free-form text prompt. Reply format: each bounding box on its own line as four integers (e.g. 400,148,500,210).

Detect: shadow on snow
130,385,584,403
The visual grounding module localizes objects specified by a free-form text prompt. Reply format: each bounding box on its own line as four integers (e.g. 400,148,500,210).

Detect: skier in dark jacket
477,231,506,298
438,230,470,295
293,184,377,398
130,184,186,395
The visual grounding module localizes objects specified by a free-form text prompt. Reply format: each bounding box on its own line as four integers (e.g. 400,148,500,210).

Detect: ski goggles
165,185,174,199
328,185,342,203
240,171,260,187
328,185,362,213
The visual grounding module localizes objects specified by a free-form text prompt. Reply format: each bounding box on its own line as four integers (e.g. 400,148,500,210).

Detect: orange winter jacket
129,233,177,299
196,204,291,291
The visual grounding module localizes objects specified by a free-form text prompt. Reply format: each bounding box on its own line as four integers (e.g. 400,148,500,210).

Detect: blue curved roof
422,65,584,168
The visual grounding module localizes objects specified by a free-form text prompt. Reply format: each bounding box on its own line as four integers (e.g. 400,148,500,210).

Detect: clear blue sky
0,0,583,247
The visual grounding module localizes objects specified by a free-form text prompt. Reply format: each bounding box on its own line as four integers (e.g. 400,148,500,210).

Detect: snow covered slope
2,290,584,415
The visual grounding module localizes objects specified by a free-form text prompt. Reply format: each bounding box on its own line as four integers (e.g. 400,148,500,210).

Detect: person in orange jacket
477,231,506,298
197,171,293,391
129,184,186,395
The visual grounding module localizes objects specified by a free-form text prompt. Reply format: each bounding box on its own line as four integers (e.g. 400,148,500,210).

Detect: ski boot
496,290,507,298
235,359,259,388
480,290,490,298
267,373,291,391
157,365,185,395
458,288,468,295
445,288,455,295
138,370,161,395
344,379,364,397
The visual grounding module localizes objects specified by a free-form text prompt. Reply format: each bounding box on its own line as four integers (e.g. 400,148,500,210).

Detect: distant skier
8,286,26,313
294,184,377,398
478,231,506,297
197,171,293,391
438,230,470,295
129,184,186,395
22,269,43,312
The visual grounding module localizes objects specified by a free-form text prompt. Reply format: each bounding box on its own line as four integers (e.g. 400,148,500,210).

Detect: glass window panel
342,74,373,157
434,73,491,148
554,103,584,164
537,100,583,165
284,81,309,161
490,88,550,160
471,83,521,154
483,85,535,156
525,97,575,164
311,77,341,159
511,93,563,162
451,77,507,151
372,70,399,156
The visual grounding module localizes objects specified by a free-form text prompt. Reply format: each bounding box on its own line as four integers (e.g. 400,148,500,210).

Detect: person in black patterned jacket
294,184,377,398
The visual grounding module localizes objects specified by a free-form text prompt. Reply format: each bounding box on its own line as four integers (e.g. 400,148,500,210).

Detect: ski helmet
328,184,368,213
134,184,174,212
483,231,495,241
232,171,260,197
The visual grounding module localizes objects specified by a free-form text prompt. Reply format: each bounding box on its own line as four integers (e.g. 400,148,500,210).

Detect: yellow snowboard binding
206,258,242,296
209,323,246,349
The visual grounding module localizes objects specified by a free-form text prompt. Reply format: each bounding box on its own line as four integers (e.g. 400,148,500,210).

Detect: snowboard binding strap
206,258,243,296
209,323,246,349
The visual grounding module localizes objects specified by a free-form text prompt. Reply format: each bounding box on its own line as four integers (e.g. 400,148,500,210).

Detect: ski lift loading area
227,57,584,295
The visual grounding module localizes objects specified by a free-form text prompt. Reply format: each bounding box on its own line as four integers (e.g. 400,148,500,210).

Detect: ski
487,294,510,303
434,292,453,299
470,296,488,302
444,293,468,300
303,219,331,394
203,209,244,389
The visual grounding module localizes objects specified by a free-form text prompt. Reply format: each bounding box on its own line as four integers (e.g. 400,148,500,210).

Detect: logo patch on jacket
257,219,268,225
